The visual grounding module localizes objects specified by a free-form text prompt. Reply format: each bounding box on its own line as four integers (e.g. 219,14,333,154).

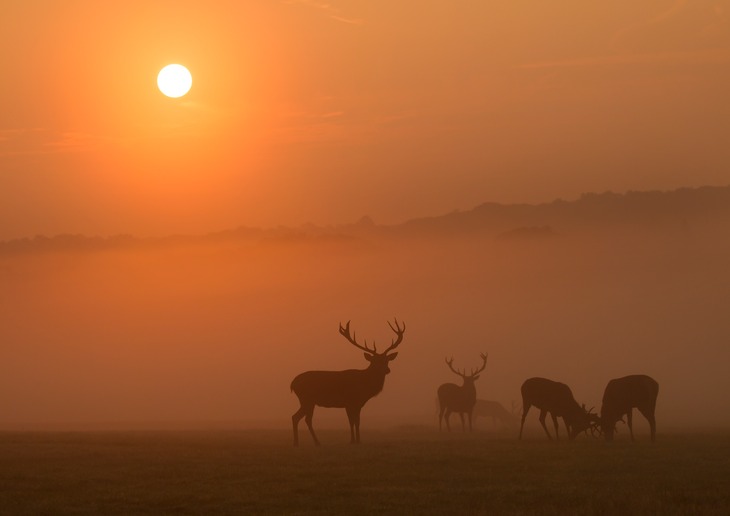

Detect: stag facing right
290,318,406,446
519,377,598,441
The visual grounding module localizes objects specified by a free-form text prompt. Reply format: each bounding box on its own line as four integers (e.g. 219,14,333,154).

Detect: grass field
1,428,729,515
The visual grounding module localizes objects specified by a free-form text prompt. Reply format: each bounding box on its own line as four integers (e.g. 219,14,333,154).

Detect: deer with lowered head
437,353,488,432
600,374,659,442
518,377,599,441
290,318,405,446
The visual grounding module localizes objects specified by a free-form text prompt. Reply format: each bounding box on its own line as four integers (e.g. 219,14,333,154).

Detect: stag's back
521,377,580,417
602,374,659,418
291,368,386,408
437,381,477,412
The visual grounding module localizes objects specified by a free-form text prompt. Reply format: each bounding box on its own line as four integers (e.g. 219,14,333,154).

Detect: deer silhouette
519,377,598,441
472,399,519,429
600,374,659,442
437,353,488,432
290,319,405,446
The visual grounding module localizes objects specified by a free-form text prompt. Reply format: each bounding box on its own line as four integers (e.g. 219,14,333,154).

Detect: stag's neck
462,381,477,401
363,364,387,392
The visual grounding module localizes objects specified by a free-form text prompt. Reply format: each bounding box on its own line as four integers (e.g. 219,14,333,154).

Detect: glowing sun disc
157,64,192,98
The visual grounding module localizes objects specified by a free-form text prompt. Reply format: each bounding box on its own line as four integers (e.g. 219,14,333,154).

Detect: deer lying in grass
519,377,598,441
600,374,659,442
290,319,406,446
437,353,488,432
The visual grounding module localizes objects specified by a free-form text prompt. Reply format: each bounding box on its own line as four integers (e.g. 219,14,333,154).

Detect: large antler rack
446,352,488,378
339,321,377,354
471,352,488,377
445,357,467,378
339,318,406,356
383,318,406,354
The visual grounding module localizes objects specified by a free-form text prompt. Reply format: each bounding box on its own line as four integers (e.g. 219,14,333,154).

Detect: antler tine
445,356,465,377
339,320,375,354
470,351,488,377
383,318,406,353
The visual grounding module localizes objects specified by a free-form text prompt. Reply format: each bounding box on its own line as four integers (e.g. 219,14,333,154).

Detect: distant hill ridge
2,185,730,253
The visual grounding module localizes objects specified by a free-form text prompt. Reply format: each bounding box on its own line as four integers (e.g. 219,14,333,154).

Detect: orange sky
2,0,730,240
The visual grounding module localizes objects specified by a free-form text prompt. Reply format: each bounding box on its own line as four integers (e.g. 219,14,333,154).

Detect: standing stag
600,374,659,442
290,319,406,446
519,377,598,441
437,353,488,432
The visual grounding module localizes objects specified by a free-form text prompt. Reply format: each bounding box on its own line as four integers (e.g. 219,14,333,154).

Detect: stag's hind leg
294,403,319,446
637,406,657,442
519,404,531,440
538,409,554,441
292,405,306,447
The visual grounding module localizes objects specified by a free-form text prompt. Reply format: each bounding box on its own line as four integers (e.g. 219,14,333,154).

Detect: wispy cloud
0,128,102,158
516,48,730,71
283,0,364,25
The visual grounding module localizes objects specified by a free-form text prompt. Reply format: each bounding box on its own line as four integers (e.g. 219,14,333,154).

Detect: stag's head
445,353,488,387
338,319,406,374
568,405,602,440
600,415,623,442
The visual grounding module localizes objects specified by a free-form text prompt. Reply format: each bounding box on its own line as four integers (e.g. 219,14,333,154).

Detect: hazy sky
2,0,730,240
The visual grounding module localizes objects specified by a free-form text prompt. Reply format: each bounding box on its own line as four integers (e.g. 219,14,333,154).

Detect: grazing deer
290,319,406,446
518,377,597,441
600,374,659,442
472,399,519,429
437,353,488,432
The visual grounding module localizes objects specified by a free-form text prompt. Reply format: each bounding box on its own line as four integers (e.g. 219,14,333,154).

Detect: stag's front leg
459,412,466,432
538,409,553,440
626,409,634,441
551,414,560,441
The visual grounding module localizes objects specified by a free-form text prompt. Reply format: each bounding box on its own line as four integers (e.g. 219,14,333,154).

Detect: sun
157,64,192,98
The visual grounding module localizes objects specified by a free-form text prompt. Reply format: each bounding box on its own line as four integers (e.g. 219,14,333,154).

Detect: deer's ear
473,374,480,380
387,352,398,361
364,353,374,362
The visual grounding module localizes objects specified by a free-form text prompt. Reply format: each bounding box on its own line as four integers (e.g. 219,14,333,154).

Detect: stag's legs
519,404,531,440
346,406,362,444
443,409,453,432
467,411,473,432
551,414,561,441
538,409,554,441
626,409,634,441
637,406,657,442
563,418,571,441
459,412,466,432
292,404,319,447
438,405,446,432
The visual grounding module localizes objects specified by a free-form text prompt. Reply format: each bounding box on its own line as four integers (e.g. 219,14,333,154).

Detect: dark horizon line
2,182,730,246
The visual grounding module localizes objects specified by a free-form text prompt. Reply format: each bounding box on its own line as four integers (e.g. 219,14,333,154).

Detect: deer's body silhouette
519,377,596,441
290,319,405,446
472,399,518,429
437,353,488,432
601,374,659,442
